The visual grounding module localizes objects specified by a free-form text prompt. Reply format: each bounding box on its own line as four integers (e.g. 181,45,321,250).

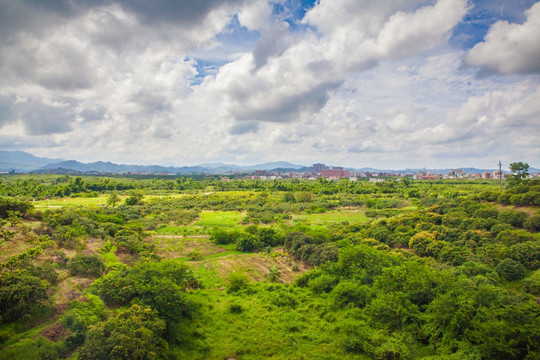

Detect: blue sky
0,0,538,169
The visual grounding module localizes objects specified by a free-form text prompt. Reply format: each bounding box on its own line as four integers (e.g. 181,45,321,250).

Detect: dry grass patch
53,268,93,305
153,236,223,259
189,249,310,283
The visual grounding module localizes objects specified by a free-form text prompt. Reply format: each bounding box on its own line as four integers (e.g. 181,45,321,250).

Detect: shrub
229,303,243,314
68,254,105,278
187,249,203,260
524,215,540,231
95,261,197,337
309,274,339,293
496,259,526,281
210,229,235,245
227,272,250,293
0,197,33,218
266,266,281,282
236,232,261,252
496,229,536,246
508,242,540,270
333,281,370,308
409,231,436,257
0,269,49,323
498,210,527,228
259,227,281,247
78,304,167,360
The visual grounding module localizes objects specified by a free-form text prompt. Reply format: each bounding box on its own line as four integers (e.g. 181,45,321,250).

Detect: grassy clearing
175,286,355,360
0,227,39,262
292,209,370,226
188,249,309,284
154,225,206,236
33,193,186,208
33,196,111,207
153,236,225,259
194,211,245,228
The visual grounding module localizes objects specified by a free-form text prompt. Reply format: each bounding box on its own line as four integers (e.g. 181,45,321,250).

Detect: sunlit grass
292,209,370,225
194,211,245,228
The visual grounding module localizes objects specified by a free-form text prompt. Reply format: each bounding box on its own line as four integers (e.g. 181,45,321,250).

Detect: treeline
1,173,510,199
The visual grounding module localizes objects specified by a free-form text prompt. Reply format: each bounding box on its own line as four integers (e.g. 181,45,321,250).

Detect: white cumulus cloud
466,1,540,74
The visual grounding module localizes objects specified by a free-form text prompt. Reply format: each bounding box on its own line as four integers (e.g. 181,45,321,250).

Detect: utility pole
498,160,502,192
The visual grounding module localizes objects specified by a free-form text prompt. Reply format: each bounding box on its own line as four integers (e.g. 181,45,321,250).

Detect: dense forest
0,173,538,359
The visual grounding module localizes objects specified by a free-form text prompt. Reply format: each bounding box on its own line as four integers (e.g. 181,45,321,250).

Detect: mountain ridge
1,150,538,174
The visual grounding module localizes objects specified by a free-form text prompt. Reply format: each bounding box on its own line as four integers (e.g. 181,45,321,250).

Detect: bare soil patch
41,323,68,342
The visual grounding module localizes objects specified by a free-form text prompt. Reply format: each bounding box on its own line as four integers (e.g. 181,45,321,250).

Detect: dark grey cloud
0,1,105,41
16,99,75,135
252,24,291,72
232,81,343,123
0,95,14,127
80,104,106,122
0,37,96,91
229,121,259,135
117,0,244,27
0,0,243,37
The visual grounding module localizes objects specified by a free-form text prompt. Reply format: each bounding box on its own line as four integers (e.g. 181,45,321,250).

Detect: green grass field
194,211,245,228
292,209,369,226
32,194,187,208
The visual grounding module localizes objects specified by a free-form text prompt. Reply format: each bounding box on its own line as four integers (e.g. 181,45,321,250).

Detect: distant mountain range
1,150,537,175
0,150,64,171
0,151,306,174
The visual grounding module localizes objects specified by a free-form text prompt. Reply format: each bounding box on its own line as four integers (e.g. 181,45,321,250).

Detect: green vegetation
0,173,539,359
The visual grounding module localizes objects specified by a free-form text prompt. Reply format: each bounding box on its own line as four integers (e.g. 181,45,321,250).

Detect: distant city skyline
0,0,539,169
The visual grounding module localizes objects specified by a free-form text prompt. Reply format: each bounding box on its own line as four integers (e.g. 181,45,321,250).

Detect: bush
227,272,250,293
496,229,536,246
229,303,243,314
409,231,436,257
78,304,167,360
95,261,197,337
498,210,527,228
61,294,106,348
508,242,540,270
524,215,540,231
496,259,527,281
114,229,158,260
236,233,261,252
210,229,235,245
309,274,339,293
259,227,281,247
0,197,33,218
68,254,105,278
0,269,49,323
333,281,370,308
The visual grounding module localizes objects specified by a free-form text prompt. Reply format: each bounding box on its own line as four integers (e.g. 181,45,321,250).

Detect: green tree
68,254,105,278
107,192,120,207
95,261,196,338
125,191,143,205
0,269,49,323
508,162,529,186
496,259,526,281
78,304,167,360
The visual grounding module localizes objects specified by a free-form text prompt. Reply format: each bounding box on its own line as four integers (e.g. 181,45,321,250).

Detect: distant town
232,163,539,182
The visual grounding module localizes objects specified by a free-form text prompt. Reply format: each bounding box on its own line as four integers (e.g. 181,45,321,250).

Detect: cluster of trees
296,243,539,359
